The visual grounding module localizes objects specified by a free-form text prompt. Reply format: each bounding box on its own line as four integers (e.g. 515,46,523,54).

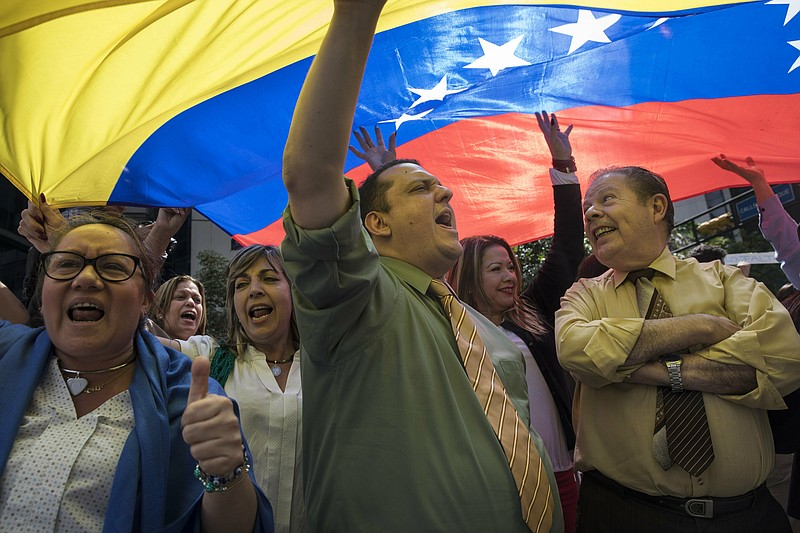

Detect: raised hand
349,126,397,171
18,196,67,253
711,154,765,186
139,208,189,258
711,154,774,203
137,208,189,240
155,207,190,235
536,110,573,160
181,357,243,476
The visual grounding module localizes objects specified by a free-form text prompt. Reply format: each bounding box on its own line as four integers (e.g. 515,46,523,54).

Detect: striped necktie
428,279,554,531
627,269,715,477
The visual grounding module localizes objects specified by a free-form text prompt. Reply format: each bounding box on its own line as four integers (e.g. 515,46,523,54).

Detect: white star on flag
647,18,669,30
463,36,531,77
549,10,622,55
408,76,467,109
767,0,800,26
380,108,433,130
789,40,800,73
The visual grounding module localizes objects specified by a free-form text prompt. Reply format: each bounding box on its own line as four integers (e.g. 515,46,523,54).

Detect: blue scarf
0,322,274,532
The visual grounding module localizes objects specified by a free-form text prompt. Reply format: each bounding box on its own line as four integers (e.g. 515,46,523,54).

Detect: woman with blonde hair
163,244,306,533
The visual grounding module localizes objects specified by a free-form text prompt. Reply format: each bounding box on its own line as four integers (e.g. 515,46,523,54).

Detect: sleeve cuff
282,178,364,261
550,168,580,186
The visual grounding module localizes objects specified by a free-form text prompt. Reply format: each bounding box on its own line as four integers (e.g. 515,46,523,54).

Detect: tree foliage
514,236,591,288
196,249,228,339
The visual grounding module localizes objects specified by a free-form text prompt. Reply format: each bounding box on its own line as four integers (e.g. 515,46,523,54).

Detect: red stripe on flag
237,93,800,247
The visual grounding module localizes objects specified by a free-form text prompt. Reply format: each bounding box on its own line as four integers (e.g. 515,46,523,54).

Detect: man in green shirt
280,0,561,531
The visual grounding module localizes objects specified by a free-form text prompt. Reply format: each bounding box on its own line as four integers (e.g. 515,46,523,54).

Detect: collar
380,256,436,295
612,246,677,288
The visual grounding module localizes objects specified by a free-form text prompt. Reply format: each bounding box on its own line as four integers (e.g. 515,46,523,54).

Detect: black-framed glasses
41,251,141,283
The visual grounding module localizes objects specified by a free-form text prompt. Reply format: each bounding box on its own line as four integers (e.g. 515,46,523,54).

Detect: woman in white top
164,244,306,533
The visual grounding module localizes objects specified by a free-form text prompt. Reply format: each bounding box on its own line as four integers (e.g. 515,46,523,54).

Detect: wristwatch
660,354,683,392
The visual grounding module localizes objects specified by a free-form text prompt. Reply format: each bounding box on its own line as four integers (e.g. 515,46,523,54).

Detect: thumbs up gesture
182,357,244,476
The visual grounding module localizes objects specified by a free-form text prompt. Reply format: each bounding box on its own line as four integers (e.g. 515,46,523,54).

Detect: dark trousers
577,470,791,533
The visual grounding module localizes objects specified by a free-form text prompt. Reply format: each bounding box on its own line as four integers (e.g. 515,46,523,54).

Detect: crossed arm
617,313,754,394
555,276,784,398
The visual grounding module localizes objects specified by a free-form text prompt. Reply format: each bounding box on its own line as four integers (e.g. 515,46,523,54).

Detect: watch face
660,354,681,363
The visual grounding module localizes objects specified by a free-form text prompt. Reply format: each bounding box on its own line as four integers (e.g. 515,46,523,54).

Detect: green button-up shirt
282,179,561,532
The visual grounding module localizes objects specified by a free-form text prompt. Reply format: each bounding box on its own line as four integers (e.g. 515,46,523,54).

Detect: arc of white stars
789,40,800,73
463,35,531,77
408,76,467,109
767,0,800,26
379,108,433,130
549,10,622,55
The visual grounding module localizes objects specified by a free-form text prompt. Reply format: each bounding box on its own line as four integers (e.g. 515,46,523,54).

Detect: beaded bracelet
194,447,251,493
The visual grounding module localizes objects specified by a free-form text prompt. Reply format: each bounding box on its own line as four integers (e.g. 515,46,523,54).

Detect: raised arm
522,111,584,322
139,208,190,259
282,0,388,229
712,154,800,288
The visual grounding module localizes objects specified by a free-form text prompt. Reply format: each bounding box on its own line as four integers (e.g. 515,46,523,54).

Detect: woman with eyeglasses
147,275,207,341
3,204,273,532
161,244,307,533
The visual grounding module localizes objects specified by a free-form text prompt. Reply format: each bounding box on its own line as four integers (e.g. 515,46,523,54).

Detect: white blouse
179,336,306,533
502,328,573,472
0,358,134,532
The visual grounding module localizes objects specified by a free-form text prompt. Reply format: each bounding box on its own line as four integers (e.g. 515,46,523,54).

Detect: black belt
583,470,764,519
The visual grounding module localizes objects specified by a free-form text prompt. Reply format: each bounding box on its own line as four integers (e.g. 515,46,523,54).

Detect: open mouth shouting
68,301,105,322
435,208,456,230
249,304,274,322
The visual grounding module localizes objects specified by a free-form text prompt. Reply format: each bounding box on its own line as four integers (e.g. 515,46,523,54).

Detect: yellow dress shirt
555,247,800,497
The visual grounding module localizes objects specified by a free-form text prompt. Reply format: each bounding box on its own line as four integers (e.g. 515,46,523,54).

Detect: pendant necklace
266,355,294,377
59,356,137,396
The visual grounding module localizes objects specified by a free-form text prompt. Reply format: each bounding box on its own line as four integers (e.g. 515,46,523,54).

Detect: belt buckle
685,499,713,518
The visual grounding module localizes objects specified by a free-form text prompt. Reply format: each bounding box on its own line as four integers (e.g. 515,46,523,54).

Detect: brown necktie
429,279,554,531
627,269,715,477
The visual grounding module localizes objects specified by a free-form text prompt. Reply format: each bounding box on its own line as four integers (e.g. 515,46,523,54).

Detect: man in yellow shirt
556,165,800,532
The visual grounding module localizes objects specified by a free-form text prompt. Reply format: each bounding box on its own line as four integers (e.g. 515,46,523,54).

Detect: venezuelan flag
1,1,799,246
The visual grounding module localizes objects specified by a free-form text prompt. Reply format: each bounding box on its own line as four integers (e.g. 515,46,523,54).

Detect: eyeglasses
41,251,141,283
